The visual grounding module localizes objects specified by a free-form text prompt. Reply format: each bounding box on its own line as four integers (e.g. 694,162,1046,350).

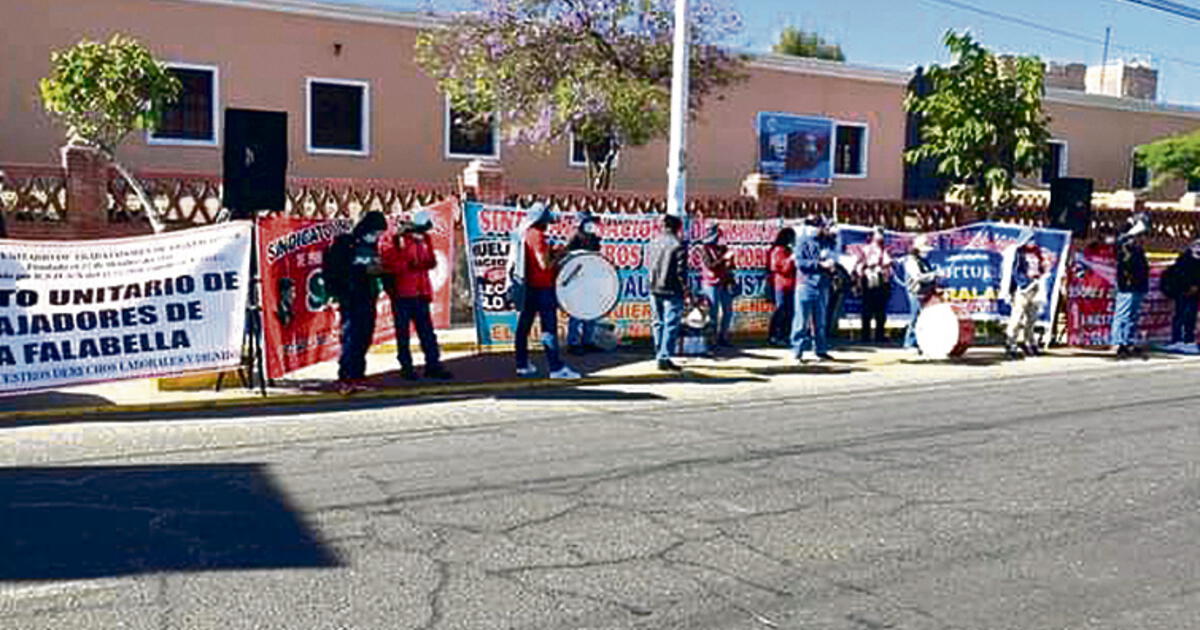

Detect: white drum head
915,303,960,360
556,252,620,320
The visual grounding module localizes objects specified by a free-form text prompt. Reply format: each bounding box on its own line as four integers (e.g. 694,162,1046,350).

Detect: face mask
583,222,598,235
362,233,379,244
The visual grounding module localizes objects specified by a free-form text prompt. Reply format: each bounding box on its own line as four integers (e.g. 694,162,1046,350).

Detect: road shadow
748,364,864,376
494,388,666,402
0,464,340,581
0,391,115,412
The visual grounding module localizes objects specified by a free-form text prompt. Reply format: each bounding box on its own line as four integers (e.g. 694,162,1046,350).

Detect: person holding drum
903,234,939,354
565,211,603,355
701,225,737,348
1002,230,1050,360
512,204,581,380
381,210,452,381
791,217,836,363
648,214,688,372
767,227,796,347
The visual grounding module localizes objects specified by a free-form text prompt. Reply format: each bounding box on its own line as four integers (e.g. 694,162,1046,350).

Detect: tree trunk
583,140,620,192
106,158,165,234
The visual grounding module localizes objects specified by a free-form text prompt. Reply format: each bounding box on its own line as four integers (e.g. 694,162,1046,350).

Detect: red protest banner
258,199,457,379
1066,243,1177,346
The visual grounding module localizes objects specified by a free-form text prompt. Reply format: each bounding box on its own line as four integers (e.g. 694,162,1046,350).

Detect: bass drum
915,301,974,359
555,251,621,321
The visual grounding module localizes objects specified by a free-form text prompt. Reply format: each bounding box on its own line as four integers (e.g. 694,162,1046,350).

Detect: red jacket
382,233,437,299
769,245,796,292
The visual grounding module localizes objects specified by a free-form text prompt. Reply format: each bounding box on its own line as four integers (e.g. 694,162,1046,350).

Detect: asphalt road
3,359,1199,629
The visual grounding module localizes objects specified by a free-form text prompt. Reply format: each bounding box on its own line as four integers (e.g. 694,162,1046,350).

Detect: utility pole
666,0,690,218
1100,26,1112,92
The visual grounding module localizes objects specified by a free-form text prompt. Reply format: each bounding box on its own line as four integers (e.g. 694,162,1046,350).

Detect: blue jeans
1111,291,1146,346
515,287,563,372
567,317,596,347
770,288,795,343
904,292,924,349
651,294,684,361
338,295,377,380
392,297,441,371
791,288,828,357
704,284,734,344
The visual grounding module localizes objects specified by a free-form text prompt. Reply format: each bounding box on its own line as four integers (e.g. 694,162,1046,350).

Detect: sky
332,0,1200,105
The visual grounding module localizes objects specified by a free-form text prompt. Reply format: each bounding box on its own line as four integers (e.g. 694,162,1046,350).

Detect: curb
0,370,688,425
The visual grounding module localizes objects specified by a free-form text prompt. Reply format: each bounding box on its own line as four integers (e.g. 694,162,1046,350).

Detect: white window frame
1130,148,1151,191
443,97,500,161
1041,139,1069,185
306,77,371,157
147,62,220,147
832,121,869,179
567,131,620,169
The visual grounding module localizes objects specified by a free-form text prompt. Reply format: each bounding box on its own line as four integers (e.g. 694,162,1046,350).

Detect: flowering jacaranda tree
416,0,747,190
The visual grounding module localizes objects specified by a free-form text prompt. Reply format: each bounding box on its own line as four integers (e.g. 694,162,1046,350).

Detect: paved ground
2,353,1199,629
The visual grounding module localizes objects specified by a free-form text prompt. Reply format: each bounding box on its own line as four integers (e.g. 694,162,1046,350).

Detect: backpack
322,233,355,303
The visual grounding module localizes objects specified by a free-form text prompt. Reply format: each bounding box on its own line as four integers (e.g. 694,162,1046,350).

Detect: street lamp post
666,0,690,218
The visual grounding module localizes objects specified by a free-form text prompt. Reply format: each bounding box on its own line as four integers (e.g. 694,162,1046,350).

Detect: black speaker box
1048,177,1093,238
223,109,288,219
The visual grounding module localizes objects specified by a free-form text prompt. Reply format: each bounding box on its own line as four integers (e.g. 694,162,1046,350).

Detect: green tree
1134,129,1200,191
772,26,845,62
904,31,1050,217
39,35,180,232
416,0,747,191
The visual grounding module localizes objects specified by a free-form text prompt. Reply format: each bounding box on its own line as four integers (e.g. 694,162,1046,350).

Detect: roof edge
170,0,448,29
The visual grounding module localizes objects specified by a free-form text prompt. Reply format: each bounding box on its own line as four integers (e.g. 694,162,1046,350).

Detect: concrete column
741,172,779,218
61,144,109,238
461,160,506,205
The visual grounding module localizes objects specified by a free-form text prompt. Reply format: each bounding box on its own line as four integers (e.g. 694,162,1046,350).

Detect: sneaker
400,367,418,381
1005,345,1023,361
816,352,835,362
657,359,683,372
424,365,453,380
794,354,806,365
516,365,539,378
1181,344,1200,355
1115,346,1131,360
549,366,582,380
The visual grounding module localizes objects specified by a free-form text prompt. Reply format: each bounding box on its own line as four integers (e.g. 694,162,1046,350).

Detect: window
833,122,868,177
1188,177,1200,193
445,99,499,160
149,63,218,145
1130,151,1150,190
1041,140,1068,185
569,132,618,168
306,78,369,155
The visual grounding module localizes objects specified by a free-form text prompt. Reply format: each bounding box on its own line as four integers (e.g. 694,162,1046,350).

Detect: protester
820,220,851,343
1112,213,1150,359
648,214,688,371
565,211,603,355
767,227,796,347
903,234,938,354
511,204,580,379
381,210,452,381
791,216,836,363
324,210,388,393
855,226,893,343
1160,237,1200,353
1002,230,1051,360
701,224,736,347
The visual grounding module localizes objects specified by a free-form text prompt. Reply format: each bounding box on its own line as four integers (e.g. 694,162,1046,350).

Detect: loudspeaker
223,109,287,219
1049,177,1093,238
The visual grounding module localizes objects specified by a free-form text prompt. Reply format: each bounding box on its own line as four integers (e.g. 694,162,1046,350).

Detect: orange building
3,0,1200,199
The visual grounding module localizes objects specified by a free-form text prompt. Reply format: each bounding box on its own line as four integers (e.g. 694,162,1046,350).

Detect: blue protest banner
755,112,834,187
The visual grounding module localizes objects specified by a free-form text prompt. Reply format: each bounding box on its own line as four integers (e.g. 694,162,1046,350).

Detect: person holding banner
1161,238,1200,354
325,210,388,392
512,204,581,380
701,225,737,348
648,214,688,372
792,217,836,363
903,234,939,354
1112,213,1150,360
566,211,603,355
855,226,893,344
381,210,453,381
1003,231,1051,360
768,227,796,347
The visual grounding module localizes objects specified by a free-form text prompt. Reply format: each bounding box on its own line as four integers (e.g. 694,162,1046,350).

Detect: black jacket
1161,250,1200,298
648,232,687,297
1116,234,1149,293
567,230,601,253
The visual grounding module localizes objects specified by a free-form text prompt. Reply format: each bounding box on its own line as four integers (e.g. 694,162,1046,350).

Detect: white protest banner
0,222,253,395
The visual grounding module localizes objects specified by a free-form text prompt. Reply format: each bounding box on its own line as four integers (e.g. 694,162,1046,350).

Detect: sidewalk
0,327,1193,423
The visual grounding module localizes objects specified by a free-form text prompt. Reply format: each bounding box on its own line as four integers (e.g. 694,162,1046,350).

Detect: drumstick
561,264,583,287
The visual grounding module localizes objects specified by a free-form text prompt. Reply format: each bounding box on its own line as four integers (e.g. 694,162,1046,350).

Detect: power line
919,0,1200,70
1118,0,1200,22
